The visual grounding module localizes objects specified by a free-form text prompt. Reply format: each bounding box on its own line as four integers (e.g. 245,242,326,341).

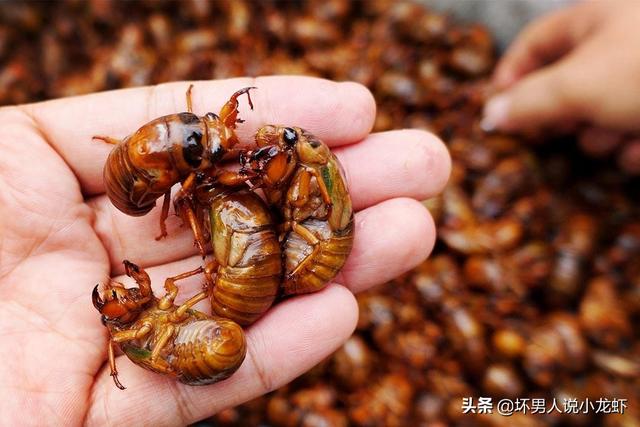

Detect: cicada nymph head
258,125,330,161
92,260,153,325
239,125,303,186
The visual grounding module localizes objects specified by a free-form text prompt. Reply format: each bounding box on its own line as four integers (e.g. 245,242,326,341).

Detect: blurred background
1,1,638,426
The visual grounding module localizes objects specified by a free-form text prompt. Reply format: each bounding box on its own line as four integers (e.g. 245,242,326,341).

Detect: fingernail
481,94,511,132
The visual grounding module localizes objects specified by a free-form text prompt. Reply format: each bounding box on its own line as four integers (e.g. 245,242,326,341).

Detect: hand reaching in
482,0,640,173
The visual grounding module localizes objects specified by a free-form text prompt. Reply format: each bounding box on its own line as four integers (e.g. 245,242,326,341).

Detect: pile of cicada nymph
91,85,354,389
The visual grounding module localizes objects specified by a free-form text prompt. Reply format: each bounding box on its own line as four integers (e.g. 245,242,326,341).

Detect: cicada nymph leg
109,322,155,389
92,135,121,145
107,340,126,390
214,169,253,188
220,86,256,127
299,168,332,207
287,221,322,277
154,267,210,359
203,259,220,295
158,265,205,310
173,172,208,257
303,167,333,206
170,291,209,322
149,326,175,368
123,259,151,292
155,191,171,241
283,170,330,277
185,84,194,113
217,86,256,149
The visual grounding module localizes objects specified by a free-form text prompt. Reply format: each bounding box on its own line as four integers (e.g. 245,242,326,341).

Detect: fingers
336,198,435,293
110,198,436,294
493,3,597,89
86,285,358,426
90,130,447,271
481,58,583,133
486,2,640,134
485,2,600,132
335,129,450,209
22,76,375,196
483,28,640,134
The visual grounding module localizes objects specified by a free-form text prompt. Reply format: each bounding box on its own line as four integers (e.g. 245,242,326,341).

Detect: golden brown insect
180,177,282,326
239,125,354,295
92,260,246,389
439,185,523,255
206,189,281,325
95,85,255,250
549,212,597,302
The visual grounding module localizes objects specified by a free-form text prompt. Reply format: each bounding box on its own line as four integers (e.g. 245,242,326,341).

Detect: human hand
481,1,640,172
484,0,640,132
0,76,450,425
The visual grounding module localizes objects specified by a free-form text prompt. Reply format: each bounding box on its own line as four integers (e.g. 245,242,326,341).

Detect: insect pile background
1,1,639,425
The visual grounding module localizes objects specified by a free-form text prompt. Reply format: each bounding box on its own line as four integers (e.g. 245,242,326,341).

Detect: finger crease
246,334,274,393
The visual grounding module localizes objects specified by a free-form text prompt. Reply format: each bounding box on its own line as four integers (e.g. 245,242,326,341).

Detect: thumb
481,60,583,133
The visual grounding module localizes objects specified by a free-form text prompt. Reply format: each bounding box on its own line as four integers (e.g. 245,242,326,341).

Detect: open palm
0,76,449,426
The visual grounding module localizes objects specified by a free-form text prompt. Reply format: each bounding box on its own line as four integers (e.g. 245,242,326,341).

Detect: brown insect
95,85,255,252
239,125,354,295
92,260,246,389
179,176,282,326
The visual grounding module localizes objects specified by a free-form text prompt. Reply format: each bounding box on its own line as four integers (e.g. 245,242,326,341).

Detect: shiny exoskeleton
92,260,246,389
184,180,281,326
240,125,354,295
96,85,255,247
